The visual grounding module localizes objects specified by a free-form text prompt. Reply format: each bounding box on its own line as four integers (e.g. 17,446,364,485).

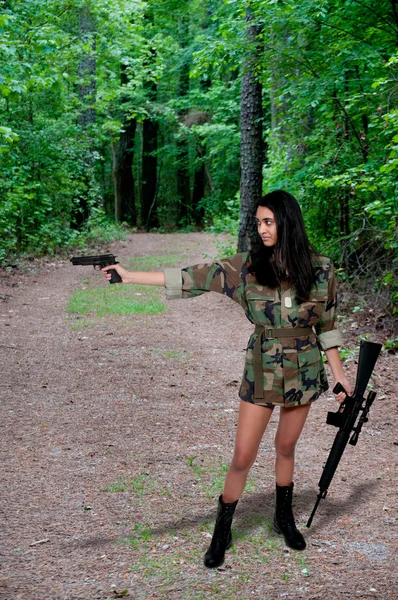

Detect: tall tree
78,4,96,129
238,5,263,252
176,5,192,226
73,2,97,228
141,115,158,229
141,32,159,229
112,56,137,225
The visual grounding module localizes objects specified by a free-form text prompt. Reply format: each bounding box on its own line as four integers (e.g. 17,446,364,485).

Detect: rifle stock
306,340,382,528
352,340,383,400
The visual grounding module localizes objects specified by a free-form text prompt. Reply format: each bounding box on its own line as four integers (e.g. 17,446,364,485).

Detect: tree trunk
192,151,205,227
78,4,96,129
268,26,291,174
72,3,96,229
112,119,137,225
238,7,263,252
140,7,159,230
176,12,191,226
339,75,352,269
112,60,137,225
338,189,351,270
141,118,158,229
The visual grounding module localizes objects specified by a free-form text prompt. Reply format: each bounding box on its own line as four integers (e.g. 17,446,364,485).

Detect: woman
102,190,352,568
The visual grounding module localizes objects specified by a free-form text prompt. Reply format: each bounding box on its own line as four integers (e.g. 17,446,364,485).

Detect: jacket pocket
246,291,277,324
297,344,321,368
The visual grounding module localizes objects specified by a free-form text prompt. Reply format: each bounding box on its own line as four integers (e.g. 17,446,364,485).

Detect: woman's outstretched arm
101,264,165,287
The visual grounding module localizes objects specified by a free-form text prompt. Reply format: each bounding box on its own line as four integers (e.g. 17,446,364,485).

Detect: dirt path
1,232,397,600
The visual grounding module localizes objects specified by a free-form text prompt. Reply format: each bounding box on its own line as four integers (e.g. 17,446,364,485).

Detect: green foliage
384,337,398,352
0,0,141,259
254,0,398,307
209,194,240,236
0,0,396,310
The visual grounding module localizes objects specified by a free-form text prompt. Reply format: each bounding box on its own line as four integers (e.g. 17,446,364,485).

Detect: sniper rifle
306,339,382,528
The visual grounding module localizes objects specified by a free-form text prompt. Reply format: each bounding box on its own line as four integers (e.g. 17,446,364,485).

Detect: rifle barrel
306,494,322,528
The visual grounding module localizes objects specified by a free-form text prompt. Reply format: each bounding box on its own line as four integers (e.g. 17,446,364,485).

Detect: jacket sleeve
315,260,343,350
164,254,246,304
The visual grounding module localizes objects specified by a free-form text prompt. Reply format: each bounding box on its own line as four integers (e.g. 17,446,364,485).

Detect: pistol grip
109,268,122,284
333,382,345,395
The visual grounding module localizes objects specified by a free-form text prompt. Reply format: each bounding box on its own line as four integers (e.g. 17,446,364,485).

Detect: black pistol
70,254,122,284
306,340,382,528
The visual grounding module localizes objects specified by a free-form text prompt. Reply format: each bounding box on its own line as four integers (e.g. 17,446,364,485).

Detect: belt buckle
265,327,275,339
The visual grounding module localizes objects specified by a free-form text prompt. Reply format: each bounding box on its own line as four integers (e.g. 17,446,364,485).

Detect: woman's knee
231,448,256,472
275,439,296,459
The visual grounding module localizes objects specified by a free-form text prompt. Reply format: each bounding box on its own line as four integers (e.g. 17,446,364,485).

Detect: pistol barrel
71,254,117,266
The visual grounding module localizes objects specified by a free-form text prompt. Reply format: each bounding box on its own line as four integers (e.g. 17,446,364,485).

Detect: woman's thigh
275,404,311,451
233,400,274,464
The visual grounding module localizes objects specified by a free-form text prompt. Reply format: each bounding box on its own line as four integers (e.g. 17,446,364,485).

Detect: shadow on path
71,479,379,550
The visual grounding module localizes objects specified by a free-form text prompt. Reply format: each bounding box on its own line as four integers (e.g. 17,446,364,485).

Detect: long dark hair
249,190,316,302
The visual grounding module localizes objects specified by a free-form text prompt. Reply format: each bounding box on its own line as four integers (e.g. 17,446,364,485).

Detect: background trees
1,0,397,311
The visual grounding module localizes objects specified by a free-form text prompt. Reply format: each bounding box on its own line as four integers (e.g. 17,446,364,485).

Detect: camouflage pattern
173,253,340,407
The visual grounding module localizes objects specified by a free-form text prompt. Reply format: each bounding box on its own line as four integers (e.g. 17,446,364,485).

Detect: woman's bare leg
222,400,274,503
274,404,311,486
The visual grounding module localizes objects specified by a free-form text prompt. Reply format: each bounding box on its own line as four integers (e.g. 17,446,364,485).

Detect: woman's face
256,206,277,247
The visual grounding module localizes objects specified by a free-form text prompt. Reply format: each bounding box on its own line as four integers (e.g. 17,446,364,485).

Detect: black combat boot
204,495,239,568
273,483,306,551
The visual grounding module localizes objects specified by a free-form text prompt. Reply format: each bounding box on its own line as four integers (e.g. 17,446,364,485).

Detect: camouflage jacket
164,253,343,407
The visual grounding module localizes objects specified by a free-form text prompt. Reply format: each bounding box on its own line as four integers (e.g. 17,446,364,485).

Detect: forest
0,0,397,317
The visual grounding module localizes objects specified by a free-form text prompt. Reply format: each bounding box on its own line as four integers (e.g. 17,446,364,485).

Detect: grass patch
68,318,96,330
67,284,165,317
104,473,155,495
187,458,256,500
294,553,311,577
151,349,191,360
126,523,155,551
123,511,296,598
127,527,200,577
125,254,185,270
207,461,230,498
234,515,277,550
